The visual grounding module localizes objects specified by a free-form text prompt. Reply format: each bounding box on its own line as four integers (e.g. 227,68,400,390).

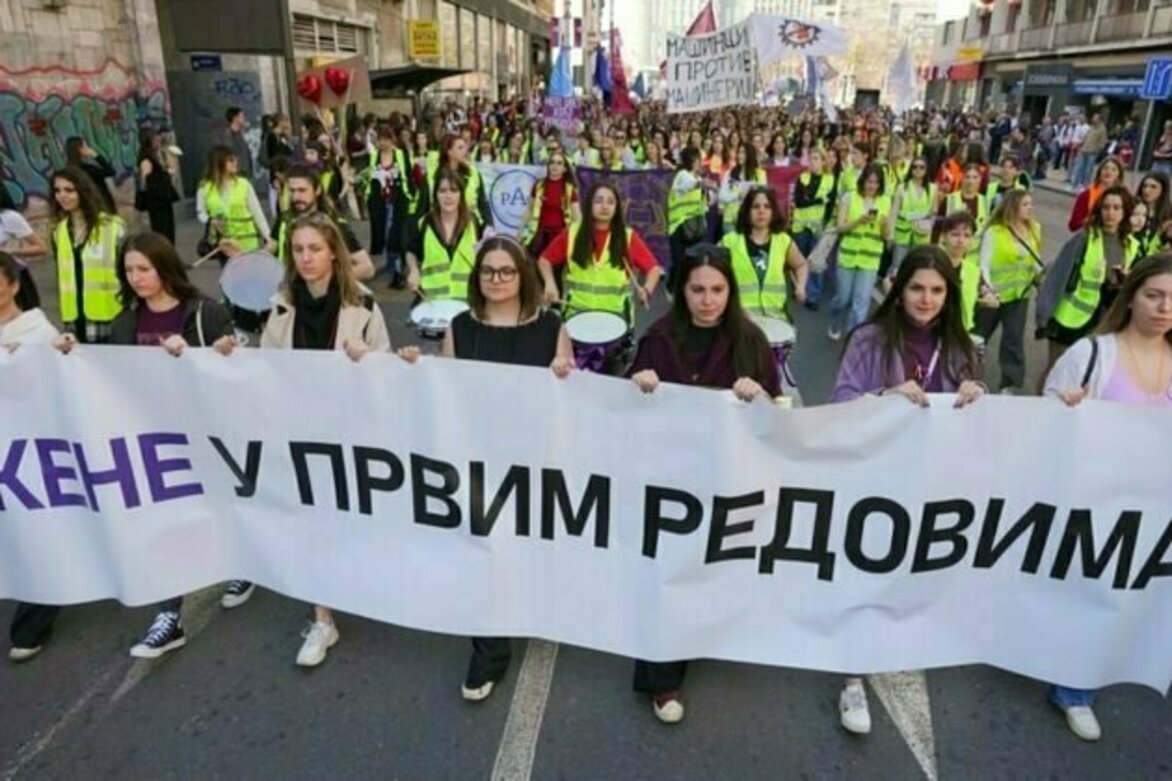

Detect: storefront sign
408,20,441,61
1024,64,1073,90
946,62,981,81
1072,79,1144,98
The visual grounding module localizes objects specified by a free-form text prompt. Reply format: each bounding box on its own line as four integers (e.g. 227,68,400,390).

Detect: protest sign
3,347,1172,692
666,21,756,114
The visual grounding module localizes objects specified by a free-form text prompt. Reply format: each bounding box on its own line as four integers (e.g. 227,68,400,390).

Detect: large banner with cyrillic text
2,346,1171,692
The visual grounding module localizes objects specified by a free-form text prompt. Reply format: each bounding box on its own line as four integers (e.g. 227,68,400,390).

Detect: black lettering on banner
541,470,610,548
209,437,263,498
642,485,702,558
1050,509,1140,589
289,442,350,511
1132,519,1172,589
0,439,44,510
410,453,461,528
73,438,141,512
973,500,1055,573
705,491,764,564
758,488,836,580
911,499,975,573
844,497,911,574
471,463,530,537
353,447,405,515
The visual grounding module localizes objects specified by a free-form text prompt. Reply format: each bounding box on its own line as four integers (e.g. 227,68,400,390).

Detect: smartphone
868,208,879,216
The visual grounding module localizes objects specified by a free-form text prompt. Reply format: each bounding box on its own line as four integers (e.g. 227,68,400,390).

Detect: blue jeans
831,266,877,334
1072,152,1097,188
1050,684,1096,709
1154,161,1172,178
794,230,822,305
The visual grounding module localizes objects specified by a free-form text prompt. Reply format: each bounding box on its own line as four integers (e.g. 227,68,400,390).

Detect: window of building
943,20,954,44
1005,1,1021,31
459,7,476,70
440,2,458,67
291,14,366,55
978,12,991,35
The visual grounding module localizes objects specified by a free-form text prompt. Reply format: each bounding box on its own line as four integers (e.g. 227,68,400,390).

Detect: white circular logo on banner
490,168,540,235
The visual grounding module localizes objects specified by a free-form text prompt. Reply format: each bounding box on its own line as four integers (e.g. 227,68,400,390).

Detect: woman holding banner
380,236,574,700
627,242,779,724
259,212,390,667
1041,252,1172,741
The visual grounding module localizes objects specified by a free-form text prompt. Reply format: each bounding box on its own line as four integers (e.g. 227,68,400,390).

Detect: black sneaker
129,612,186,659
220,580,256,609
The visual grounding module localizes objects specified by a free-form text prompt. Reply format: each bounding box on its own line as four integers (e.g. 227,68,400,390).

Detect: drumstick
191,246,223,268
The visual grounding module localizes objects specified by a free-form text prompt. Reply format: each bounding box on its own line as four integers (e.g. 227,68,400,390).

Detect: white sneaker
461,681,495,702
840,682,872,734
1063,705,1102,741
295,621,339,667
828,327,842,342
652,692,685,724
8,645,42,662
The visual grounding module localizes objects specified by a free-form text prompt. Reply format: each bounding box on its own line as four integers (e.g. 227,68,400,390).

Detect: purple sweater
830,323,968,402
627,315,782,396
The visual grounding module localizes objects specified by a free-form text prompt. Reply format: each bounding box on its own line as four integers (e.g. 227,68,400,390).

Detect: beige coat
260,288,392,352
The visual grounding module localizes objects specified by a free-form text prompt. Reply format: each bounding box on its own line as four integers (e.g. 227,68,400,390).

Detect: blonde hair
283,213,364,306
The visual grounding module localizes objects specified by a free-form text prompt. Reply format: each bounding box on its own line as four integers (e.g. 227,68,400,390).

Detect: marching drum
750,314,802,405
219,251,283,333
410,299,469,339
564,310,632,374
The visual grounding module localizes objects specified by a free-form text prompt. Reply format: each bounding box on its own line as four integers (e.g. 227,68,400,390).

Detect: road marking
109,586,221,704
2,665,120,781
870,671,938,781
490,640,559,781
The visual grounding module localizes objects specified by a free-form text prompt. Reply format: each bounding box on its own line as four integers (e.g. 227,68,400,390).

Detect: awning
1072,79,1144,98
369,64,472,97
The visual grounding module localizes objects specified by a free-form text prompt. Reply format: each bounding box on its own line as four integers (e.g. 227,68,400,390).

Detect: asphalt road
3,184,1170,780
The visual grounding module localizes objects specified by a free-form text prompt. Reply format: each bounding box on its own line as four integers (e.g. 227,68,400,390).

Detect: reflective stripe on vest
668,174,707,235
421,221,477,301
793,172,834,232
1053,231,1138,330
202,178,260,251
55,215,126,323
563,223,633,319
722,231,790,318
838,193,890,271
986,224,1040,303
895,182,937,246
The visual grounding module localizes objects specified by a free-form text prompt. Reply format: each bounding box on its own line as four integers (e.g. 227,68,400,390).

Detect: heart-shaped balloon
324,67,350,97
297,74,322,104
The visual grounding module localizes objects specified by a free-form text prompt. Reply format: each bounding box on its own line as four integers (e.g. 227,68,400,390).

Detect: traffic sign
1141,57,1172,100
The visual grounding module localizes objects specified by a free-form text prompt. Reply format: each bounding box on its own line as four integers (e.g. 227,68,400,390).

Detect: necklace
1122,333,1170,400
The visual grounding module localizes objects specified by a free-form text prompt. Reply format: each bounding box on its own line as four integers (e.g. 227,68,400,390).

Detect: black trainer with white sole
129,611,187,659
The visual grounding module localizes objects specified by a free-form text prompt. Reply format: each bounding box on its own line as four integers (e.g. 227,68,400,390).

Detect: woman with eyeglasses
627,242,780,725
519,150,580,259
351,236,573,700
1040,253,1172,742
887,156,938,284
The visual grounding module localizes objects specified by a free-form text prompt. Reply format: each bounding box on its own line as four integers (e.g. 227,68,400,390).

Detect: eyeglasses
479,266,518,282
912,164,926,170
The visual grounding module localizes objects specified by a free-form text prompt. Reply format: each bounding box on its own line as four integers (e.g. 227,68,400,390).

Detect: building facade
927,0,1172,166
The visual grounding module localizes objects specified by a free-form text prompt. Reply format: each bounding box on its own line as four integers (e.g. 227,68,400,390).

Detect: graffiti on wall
0,59,170,208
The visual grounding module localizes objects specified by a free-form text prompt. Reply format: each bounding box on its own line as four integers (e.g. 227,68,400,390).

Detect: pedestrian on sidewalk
1067,156,1125,232
1071,114,1107,190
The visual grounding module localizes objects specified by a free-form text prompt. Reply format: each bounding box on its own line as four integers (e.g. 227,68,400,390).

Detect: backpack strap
1080,336,1099,388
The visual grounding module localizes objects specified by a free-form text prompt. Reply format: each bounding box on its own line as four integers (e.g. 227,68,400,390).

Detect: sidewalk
1029,168,1144,200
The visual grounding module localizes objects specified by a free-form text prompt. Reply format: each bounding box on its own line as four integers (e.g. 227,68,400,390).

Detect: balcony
973,5,1172,57
1017,26,1051,49
985,32,1015,53
1096,11,1150,41
1053,19,1094,47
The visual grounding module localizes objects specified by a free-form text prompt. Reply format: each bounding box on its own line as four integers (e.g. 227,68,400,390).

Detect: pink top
1100,365,1172,406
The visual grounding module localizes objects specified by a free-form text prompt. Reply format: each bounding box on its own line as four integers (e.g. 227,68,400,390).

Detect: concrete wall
0,0,170,214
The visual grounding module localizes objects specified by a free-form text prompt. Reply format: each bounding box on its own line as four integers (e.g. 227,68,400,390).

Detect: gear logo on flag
776,20,822,48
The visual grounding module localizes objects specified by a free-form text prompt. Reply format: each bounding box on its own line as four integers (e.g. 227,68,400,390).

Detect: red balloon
324,67,350,97
296,74,322,104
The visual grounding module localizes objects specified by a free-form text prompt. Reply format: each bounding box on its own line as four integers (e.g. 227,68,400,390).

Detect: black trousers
9,597,183,648
633,660,688,695
147,205,176,244
466,637,512,687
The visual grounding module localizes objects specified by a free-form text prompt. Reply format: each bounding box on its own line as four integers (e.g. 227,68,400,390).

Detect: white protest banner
475,162,546,237
666,21,756,114
2,346,1172,692
749,14,850,65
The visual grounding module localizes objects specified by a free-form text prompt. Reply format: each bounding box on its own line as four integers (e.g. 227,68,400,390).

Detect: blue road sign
1141,58,1172,101
190,54,223,72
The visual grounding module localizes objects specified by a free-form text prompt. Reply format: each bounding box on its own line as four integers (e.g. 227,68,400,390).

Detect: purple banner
543,96,580,130
575,167,675,269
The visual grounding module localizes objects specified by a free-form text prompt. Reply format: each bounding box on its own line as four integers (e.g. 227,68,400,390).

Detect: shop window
291,14,365,55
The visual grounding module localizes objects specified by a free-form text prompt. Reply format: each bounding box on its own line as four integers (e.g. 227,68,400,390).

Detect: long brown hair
282,213,364,307
468,236,540,321
855,245,978,387
1087,185,1135,241
572,182,628,270
428,168,473,244
50,166,107,229
669,243,774,383
117,232,200,306
201,145,237,187
1096,252,1172,347
735,186,786,235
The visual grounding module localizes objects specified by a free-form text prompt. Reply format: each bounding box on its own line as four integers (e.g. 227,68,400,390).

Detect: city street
3,183,1170,780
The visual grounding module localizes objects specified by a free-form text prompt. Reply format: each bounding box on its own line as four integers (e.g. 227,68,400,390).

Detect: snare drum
750,314,801,398
410,299,469,339
219,252,283,331
564,310,631,374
